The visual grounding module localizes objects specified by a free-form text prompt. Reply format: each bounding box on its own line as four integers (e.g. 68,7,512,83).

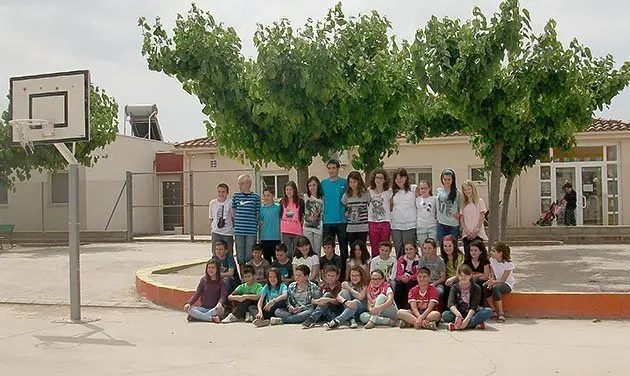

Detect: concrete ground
0,304,628,376
1,242,629,375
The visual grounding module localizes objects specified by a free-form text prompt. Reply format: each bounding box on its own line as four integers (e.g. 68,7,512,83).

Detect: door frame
551,162,607,225
158,175,184,233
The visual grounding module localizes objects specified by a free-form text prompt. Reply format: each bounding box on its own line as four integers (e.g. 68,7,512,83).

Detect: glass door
580,166,603,225
554,167,576,225
161,180,183,232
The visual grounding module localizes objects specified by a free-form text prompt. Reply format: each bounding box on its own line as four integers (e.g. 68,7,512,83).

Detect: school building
1,118,628,238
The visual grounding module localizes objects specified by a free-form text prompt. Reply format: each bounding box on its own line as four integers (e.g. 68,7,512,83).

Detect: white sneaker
270,317,284,326
245,313,253,323
349,318,358,329
221,313,238,323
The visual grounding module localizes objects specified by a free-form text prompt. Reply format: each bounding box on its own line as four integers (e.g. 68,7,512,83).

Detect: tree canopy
139,3,418,185
0,85,119,189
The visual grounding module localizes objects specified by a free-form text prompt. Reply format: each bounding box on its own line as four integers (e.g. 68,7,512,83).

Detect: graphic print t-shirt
342,191,370,233
209,198,234,236
368,189,392,223
303,195,324,234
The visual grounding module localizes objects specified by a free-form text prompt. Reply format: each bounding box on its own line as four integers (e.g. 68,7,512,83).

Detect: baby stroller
534,201,560,226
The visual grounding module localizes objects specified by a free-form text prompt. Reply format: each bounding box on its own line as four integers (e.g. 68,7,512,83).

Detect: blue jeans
235,235,256,265
437,223,460,248
334,290,365,323
442,307,493,328
188,305,222,321
274,307,315,324
308,292,341,322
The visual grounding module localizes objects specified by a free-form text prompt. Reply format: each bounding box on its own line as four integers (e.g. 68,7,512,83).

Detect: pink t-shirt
461,198,488,240
281,201,303,235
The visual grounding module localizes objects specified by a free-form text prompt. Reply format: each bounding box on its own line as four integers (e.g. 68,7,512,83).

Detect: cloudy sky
1,0,628,143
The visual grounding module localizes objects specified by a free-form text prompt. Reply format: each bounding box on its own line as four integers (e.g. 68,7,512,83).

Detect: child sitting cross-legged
302,265,342,328
442,264,493,331
253,268,288,327
360,269,399,329
396,267,441,331
222,265,263,323
184,259,227,323
274,265,321,324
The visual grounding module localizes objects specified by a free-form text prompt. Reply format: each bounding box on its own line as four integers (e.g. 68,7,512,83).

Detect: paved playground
1,242,629,375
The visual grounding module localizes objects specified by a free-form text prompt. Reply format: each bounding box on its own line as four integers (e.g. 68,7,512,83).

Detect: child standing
360,269,399,329
319,237,343,280
442,265,493,330
369,241,397,283
396,267,441,330
303,176,324,255
274,265,322,324
253,268,288,327
394,241,421,310
418,238,446,302
233,174,261,278
436,169,461,248
342,171,370,250
302,265,342,328
367,169,392,257
415,180,438,244
292,236,320,282
222,265,263,323
390,168,417,258
460,180,488,254
346,240,370,280
184,259,227,323
485,242,516,323
246,244,271,284
212,240,238,294
272,243,293,285
464,239,491,291
259,188,281,263
209,183,234,257
325,265,368,329
281,181,304,258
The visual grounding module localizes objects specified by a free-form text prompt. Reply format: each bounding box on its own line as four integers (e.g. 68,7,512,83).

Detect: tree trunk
499,174,516,242
488,141,503,246
296,165,310,195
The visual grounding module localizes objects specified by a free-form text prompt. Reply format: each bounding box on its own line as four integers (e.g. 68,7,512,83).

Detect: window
209,159,218,168
262,174,289,199
0,185,7,205
51,172,69,204
386,168,432,189
470,167,487,183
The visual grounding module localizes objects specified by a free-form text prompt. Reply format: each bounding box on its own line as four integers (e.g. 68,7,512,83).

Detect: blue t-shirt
232,192,261,236
321,177,347,224
212,254,236,277
259,283,288,305
260,203,281,241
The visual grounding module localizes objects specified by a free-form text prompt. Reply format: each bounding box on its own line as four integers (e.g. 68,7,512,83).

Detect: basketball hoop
9,119,54,154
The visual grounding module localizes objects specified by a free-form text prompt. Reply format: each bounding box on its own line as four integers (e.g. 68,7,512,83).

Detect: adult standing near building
232,174,261,279
562,182,577,226
321,159,349,275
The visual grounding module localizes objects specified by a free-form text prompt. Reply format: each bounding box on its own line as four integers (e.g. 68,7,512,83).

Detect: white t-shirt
292,254,320,270
391,185,417,230
461,198,488,240
369,255,397,281
490,258,516,290
368,188,392,223
209,198,234,236
415,195,438,229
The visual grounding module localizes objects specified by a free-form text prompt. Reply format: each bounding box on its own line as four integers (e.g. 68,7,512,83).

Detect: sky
1,0,629,143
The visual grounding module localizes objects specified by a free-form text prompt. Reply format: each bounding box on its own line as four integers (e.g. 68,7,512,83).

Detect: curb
136,260,630,319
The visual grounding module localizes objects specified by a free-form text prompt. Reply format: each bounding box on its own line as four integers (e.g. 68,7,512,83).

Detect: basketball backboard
9,70,90,145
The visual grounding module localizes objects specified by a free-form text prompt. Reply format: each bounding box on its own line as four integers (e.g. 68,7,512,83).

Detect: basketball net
9,119,54,154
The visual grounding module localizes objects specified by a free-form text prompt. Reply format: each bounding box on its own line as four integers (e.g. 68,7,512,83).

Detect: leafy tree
139,3,415,188
0,85,119,189
410,0,630,243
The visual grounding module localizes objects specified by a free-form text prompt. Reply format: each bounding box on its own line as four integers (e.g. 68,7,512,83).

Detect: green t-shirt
445,256,464,279
233,282,263,295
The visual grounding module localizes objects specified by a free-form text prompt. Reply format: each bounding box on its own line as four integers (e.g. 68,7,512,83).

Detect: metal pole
41,181,45,232
126,171,133,241
189,172,195,241
68,164,81,322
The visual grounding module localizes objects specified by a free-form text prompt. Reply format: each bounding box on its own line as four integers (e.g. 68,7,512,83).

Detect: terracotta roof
585,118,630,132
173,118,630,148
174,137,218,149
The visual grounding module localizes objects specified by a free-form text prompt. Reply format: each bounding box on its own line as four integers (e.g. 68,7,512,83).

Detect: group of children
193,162,516,330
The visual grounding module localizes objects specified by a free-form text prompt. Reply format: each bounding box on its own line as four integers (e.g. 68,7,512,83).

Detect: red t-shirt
408,284,439,313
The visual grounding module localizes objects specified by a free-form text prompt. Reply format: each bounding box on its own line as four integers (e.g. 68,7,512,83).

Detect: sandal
497,313,506,323
491,310,499,320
